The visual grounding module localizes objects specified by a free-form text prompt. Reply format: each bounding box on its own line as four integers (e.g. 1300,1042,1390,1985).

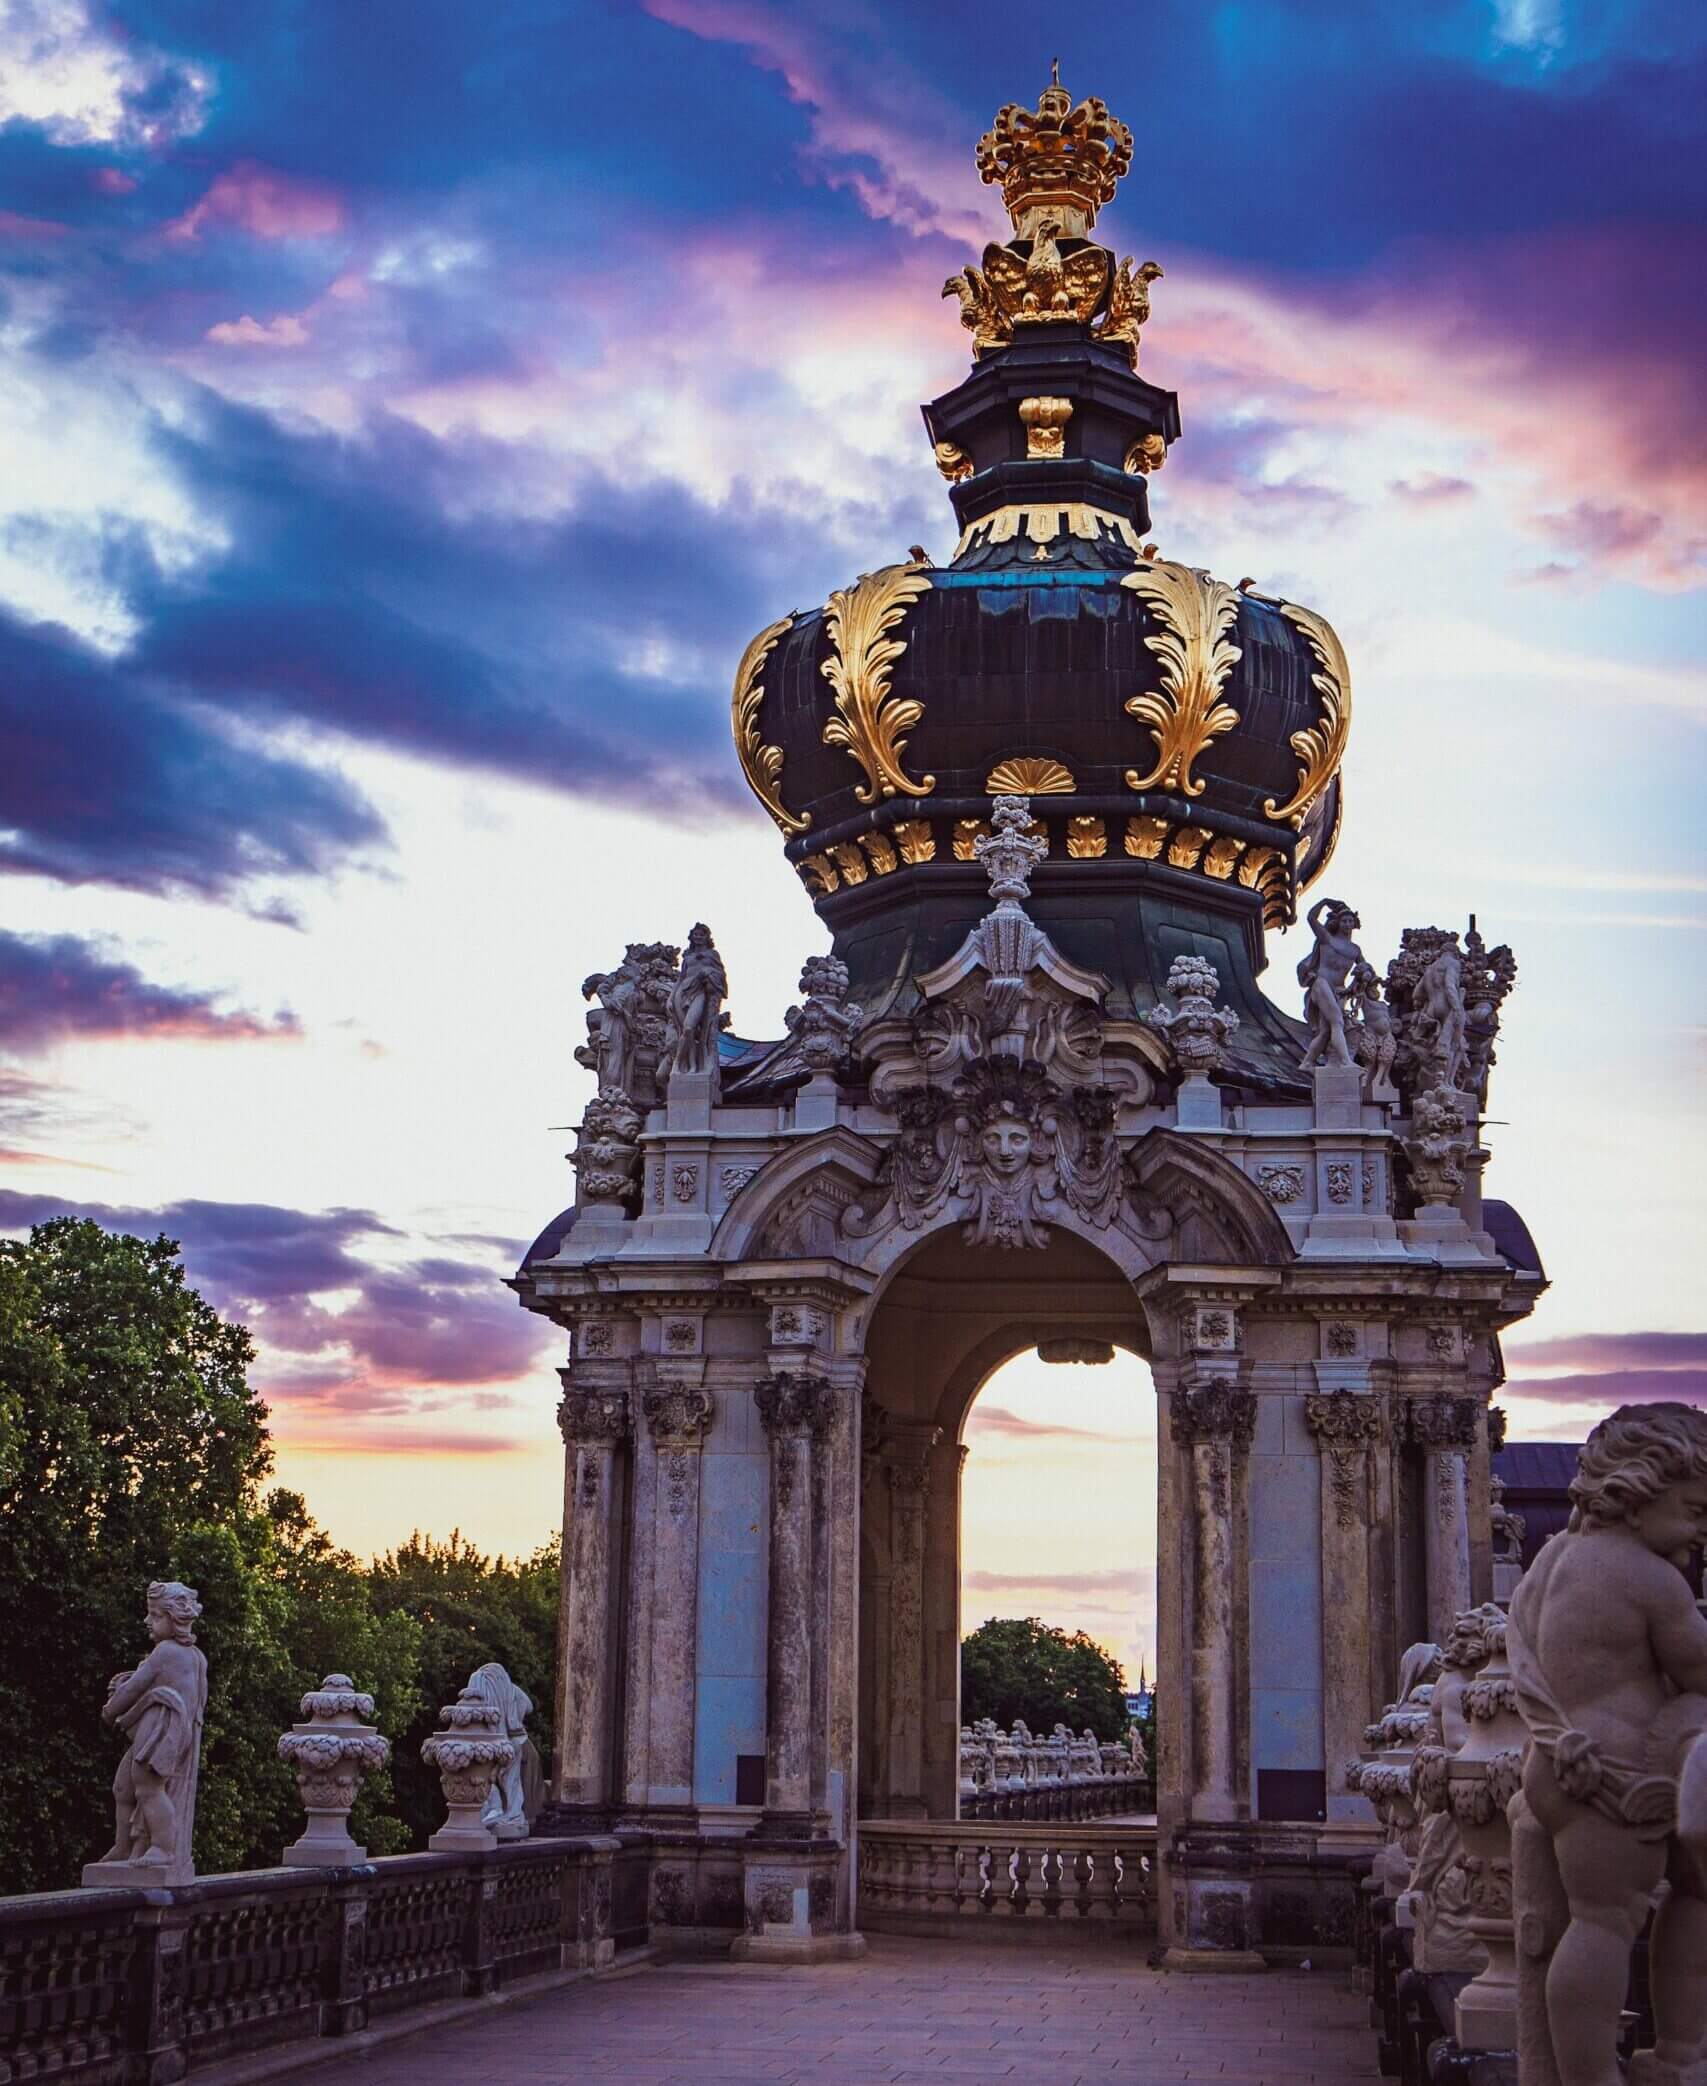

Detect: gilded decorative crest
1265,602,1352,829
731,615,806,835
1120,561,1243,798
820,562,934,804
985,756,1075,795
976,73,1133,238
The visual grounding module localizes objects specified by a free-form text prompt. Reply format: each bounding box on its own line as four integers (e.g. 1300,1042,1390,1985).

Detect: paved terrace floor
310,1937,1382,2084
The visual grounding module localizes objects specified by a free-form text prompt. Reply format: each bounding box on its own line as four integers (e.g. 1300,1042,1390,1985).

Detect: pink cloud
93,168,138,196
1391,473,1476,505
0,211,68,240
169,161,345,243
206,311,312,348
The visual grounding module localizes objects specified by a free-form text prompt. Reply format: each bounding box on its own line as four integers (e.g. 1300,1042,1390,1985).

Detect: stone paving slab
305,1937,1383,2084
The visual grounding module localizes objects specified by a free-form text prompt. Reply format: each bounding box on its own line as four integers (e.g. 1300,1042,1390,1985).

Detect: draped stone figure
83,1581,208,1887
467,1661,535,1839
1508,1403,1707,2086
666,923,729,1079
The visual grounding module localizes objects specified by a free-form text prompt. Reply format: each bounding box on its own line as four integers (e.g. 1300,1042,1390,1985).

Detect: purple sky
1,1,1703,1573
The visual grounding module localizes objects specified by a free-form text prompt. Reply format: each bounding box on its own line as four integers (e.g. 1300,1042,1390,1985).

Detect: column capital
557,1385,631,1445
1173,1383,1256,1446
1408,1391,1480,1450
1304,1386,1385,1448
755,1370,836,1440
642,1382,715,1447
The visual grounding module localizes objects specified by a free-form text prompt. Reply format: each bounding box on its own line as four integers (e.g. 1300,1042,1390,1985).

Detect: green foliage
368,1531,557,1851
0,1219,554,1894
960,1615,1129,1742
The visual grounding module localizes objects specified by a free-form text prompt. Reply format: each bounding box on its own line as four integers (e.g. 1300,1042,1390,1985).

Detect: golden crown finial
975,73,1134,240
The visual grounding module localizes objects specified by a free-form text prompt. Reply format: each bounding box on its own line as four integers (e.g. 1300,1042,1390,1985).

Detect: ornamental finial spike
975,75,1134,240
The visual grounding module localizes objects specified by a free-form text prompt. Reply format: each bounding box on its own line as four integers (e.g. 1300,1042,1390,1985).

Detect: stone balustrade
0,1837,646,2084
956,1718,1150,1820
858,1820,1158,1939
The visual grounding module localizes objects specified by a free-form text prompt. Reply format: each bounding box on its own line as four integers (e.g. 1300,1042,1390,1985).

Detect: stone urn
277,1674,390,1868
421,1687,515,1852
1448,1618,1525,2051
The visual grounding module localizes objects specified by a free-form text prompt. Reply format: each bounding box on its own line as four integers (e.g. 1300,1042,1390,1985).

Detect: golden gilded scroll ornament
985,756,1075,795
1124,433,1167,475
1265,602,1352,829
731,615,807,836
820,563,934,805
1019,396,1073,459
1066,815,1107,859
934,441,974,482
1120,561,1243,798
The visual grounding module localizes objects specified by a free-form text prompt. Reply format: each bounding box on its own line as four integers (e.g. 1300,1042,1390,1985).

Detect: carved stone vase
421,1688,515,1852
278,1674,391,1868
1447,1625,1525,2052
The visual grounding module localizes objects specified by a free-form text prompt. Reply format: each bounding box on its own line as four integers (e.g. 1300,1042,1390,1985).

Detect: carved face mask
979,1114,1034,1175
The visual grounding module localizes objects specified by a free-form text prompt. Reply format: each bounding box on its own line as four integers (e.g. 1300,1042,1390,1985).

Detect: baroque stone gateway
510,67,1545,1965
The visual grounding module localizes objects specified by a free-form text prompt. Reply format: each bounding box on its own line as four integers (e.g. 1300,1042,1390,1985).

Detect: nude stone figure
667,922,728,1078
1297,897,1366,1069
83,1581,208,1886
1507,1403,1707,2086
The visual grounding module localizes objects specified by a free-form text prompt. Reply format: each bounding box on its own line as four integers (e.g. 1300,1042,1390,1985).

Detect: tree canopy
0,1217,557,1893
960,1615,1130,1741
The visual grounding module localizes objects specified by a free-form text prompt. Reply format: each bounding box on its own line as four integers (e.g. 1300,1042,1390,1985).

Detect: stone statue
1348,964,1399,1106
1507,1403,1707,2086
576,940,680,1106
1462,917,1517,1103
466,1661,534,1840
1297,897,1365,1068
1384,923,1501,1101
666,922,729,1079
784,954,865,1076
1404,1083,1473,1209
1129,1722,1149,1776
83,1581,207,1886
1405,1606,1505,1975
1415,937,1469,1091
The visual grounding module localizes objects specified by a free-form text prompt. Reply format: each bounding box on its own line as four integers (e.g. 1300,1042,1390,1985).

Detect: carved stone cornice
754,1371,837,1440
1172,1383,1257,1447
642,1383,715,1448
1408,1393,1480,1452
557,1386,631,1446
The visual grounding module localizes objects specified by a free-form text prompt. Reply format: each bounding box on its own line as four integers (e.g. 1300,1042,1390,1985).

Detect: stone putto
466,1662,535,1841
83,1581,208,1888
1508,1402,1707,2086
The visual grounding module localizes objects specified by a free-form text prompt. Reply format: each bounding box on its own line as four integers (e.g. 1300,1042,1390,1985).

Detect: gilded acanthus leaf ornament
731,615,807,836
820,562,935,805
1265,602,1352,829
1119,561,1243,798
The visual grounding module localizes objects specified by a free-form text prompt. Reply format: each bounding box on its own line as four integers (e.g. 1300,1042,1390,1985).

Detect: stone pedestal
731,1844,866,1963
1175,1072,1223,1131
1449,1630,1524,2055
82,1856,193,1889
1312,1064,1364,1129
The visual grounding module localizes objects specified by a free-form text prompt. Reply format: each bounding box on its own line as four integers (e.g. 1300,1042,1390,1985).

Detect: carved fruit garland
1119,560,1242,798
731,614,807,836
1265,601,1352,829
820,562,935,804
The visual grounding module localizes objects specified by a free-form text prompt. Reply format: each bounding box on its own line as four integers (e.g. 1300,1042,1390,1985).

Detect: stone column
1172,1376,1256,1825
1305,1384,1384,1832
755,1370,835,1834
880,1421,941,1819
552,1380,631,1824
1409,1393,1478,1641
639,1378,715,1821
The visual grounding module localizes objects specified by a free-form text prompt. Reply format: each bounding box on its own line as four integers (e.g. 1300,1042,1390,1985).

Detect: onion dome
728,74,1350,1094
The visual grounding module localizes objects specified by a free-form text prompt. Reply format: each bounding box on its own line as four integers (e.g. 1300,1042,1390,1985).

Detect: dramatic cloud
0,929,298,1050
1507,1331,1707,1372
0,1190,556,1417
1505,1370,1707,1409
967,1404,1147,1444
1501,1331,1707,1415
964,1568,1152,1597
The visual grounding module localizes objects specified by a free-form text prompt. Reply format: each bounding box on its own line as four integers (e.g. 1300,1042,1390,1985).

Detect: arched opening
856,1221,1152,1821
960,1343,1158,1769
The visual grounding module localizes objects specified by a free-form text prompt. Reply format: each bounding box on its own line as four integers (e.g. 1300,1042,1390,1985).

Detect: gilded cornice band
1120,560,1243,798
820,562,935,804
952,503,1145,558
731,614,807,835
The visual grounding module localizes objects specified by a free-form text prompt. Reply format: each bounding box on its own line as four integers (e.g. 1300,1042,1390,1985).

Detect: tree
367,1531,559,1849
0,1219,271,1892
961,1616,1129,1740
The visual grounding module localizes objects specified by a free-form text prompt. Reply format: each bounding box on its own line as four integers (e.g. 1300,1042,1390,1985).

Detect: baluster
1072,1847,1094,1920
1038,1844,1063,1920
1008,1843,1028,1918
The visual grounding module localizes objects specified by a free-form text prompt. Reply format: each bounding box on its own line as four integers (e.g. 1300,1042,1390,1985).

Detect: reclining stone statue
83,1581,207,1887
1507,1402,1707,2086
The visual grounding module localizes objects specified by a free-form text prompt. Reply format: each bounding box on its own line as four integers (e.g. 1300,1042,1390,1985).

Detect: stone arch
1127,1127,1295,1268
